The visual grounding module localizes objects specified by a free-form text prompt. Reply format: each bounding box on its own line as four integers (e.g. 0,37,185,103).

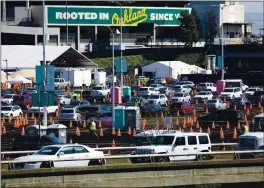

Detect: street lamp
106,26,115,128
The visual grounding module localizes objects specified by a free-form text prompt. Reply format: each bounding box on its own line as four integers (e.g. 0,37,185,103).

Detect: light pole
107,26,115,128
42,0,47,128
3,59,8,81
220,4,228,80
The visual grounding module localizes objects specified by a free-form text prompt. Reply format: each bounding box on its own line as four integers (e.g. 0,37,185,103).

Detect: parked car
58,108,82,125
77,105,111,120
197,83,216,92
229,97,251,109
159,87,175,97
193,91,214,103
1,105,23,118
82,90,92,100
178,81,195,89
12,144,105,169
170,92,191,103
198,109,245,128
57,95,72,105
71,90,84,100
91,85,110,103
125,97,149,107
137,87,159,98
174,85,192,93
244,87,263,98
1,94,17,105
149,84,165,91
219,87,243,101
141,104,168,118
247,90,264,106
63,100,90,109
203,99,227,111
130,132,212,163
147,94,168,106
169,102,195,115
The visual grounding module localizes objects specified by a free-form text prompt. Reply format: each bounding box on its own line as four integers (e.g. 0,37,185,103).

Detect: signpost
116,58,127,73
47,6,191,26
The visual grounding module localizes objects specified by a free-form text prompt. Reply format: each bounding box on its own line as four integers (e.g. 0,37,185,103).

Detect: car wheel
165,102,168,107
89,159,101,166
93,98,96,103
19,113,22,118
10,114,13,119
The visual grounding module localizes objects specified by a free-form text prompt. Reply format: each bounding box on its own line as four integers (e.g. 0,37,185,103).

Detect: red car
169,102,195,114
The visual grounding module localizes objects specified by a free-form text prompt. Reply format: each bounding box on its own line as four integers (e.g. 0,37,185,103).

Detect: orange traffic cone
25,117,28,125
183,117,186,125
112,139,116,147
75,126,81,136
190,118,194,126
196,99,198,105
82,120,86,128
3,126,6,134
237,121,241,130
1,122,3,129
199,127,202,133
234,105,237,110
196,121,200,129
207,127,211,135
49,116,53,124
98,120,102,128
176,118,179,126
128,126,132,135
183,121,186,129
193,116,197,123
212,121,215,129
233,127,237,140
161,112,164,119
112,127,116,135
243,104,246,110
177,110,180,117
224,97,226,103
31,113,34,120
258,101,262,108
56,110,59,117
205,107,208,114
8,117,11,123
100,128,104,137
249,104,253,110
261,107,263,113
193,109,196,116
156,121,160,130
226,121,230,129
133,128,137,136
117,128,121,136
23,118,26,126
258,123,262,130
220,127,224,139
34,117,37,125
21,126,25,136
69,120,73,128
2,118,5,124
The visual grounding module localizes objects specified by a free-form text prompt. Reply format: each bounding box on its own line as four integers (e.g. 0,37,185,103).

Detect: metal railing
1,150,263,165
0,143,237,155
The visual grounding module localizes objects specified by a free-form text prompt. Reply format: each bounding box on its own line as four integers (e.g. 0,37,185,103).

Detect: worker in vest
89,120,98,139
243,124,249,134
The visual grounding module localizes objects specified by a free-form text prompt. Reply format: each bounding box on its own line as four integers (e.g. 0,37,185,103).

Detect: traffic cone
212,121,215,129
98,120,102,128
112,139,116,147
161,112,164,119
177,110,180,117
193,116,197,123
9,116,11,123
23,118,26,126
21,126,25,136
75,126,81,136
117,128,121,136
69,138,73,144
226,121,230,129
112,127,116,135
237,121,241,130
183,117,186,125
156,121,160,130
199,127,202,133
176,118,179,126
31,113,34,120
82,120,86,128
224,97,226,103
56,110,59,117
1,122,3,129
3,126,6,134
196,121,200,129
34,117,37,125
166,124,169,130
233,127,237,140
128,126,132,135
196,99,198,105
193,109,196,116
190,118,194,126
100,128,104,137
220,127,224,139
258,101,262,108
49,116,53,124
222,141,226,151
249,104,253,110
69,120,73,128
207,127,211,135
234,105,237,110
2,118,5,124
133,128,136,136
243,104,246,110
190,126,193,132
205,107,208,114
261,107,263,113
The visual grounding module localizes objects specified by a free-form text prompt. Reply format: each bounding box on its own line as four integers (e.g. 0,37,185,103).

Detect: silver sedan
203,99,227,111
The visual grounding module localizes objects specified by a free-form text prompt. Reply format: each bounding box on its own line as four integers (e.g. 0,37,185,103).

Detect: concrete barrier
2,159,264,187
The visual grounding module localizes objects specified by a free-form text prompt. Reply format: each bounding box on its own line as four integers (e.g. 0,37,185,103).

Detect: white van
235,132,264,159
130,132,212,163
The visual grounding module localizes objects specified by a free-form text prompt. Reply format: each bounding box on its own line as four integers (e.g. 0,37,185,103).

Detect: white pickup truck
54,78,68,88
28,106,59,116
91,85,110,103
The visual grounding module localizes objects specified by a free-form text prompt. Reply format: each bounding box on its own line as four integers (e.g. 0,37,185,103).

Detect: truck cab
131,132,212,163
216,79,248,95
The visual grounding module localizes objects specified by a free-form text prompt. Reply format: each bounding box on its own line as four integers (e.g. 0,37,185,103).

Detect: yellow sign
112,7,148,26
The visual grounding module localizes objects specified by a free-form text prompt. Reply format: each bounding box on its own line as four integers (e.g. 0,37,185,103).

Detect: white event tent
6,75,32,84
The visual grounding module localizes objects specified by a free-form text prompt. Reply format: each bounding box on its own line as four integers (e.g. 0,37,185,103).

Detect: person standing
243,123,249,134
89,120,98,139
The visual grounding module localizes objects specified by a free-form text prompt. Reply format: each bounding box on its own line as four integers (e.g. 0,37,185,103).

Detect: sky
240,2,263,13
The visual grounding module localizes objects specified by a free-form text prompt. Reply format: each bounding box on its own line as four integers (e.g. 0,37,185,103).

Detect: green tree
179,11,200,47
204,10,218,45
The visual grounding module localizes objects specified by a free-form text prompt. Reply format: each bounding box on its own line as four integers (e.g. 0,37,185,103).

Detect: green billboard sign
46,6,191,26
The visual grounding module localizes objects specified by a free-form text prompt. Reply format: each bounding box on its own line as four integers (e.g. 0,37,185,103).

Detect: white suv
193,91,214,102
1,105,23,118
147,94,168,106
138,87,159,97
174,85,192,93
220,87,242,100
198,83,216,92
170,92,191,103
131,132,212,163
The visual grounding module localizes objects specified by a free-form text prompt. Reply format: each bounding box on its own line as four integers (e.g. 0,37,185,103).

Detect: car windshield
152,136,174,145
1,107,12,111
149,95,159,99
197,92,208,95
139,88,148,91
34,146,61,155
159,88,166,91
92,87,103,90
223,89,234,92
199,84,206,87
206,100,217,103
3,95,12,98
174,93,184,97
61,109,74,113
174,86,181,89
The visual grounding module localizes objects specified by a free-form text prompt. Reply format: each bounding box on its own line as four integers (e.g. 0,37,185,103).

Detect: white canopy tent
6,75,32,84
1,71,11,83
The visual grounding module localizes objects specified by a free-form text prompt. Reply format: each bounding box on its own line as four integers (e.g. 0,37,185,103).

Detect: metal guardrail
1,150,263,164
0,143,237,155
